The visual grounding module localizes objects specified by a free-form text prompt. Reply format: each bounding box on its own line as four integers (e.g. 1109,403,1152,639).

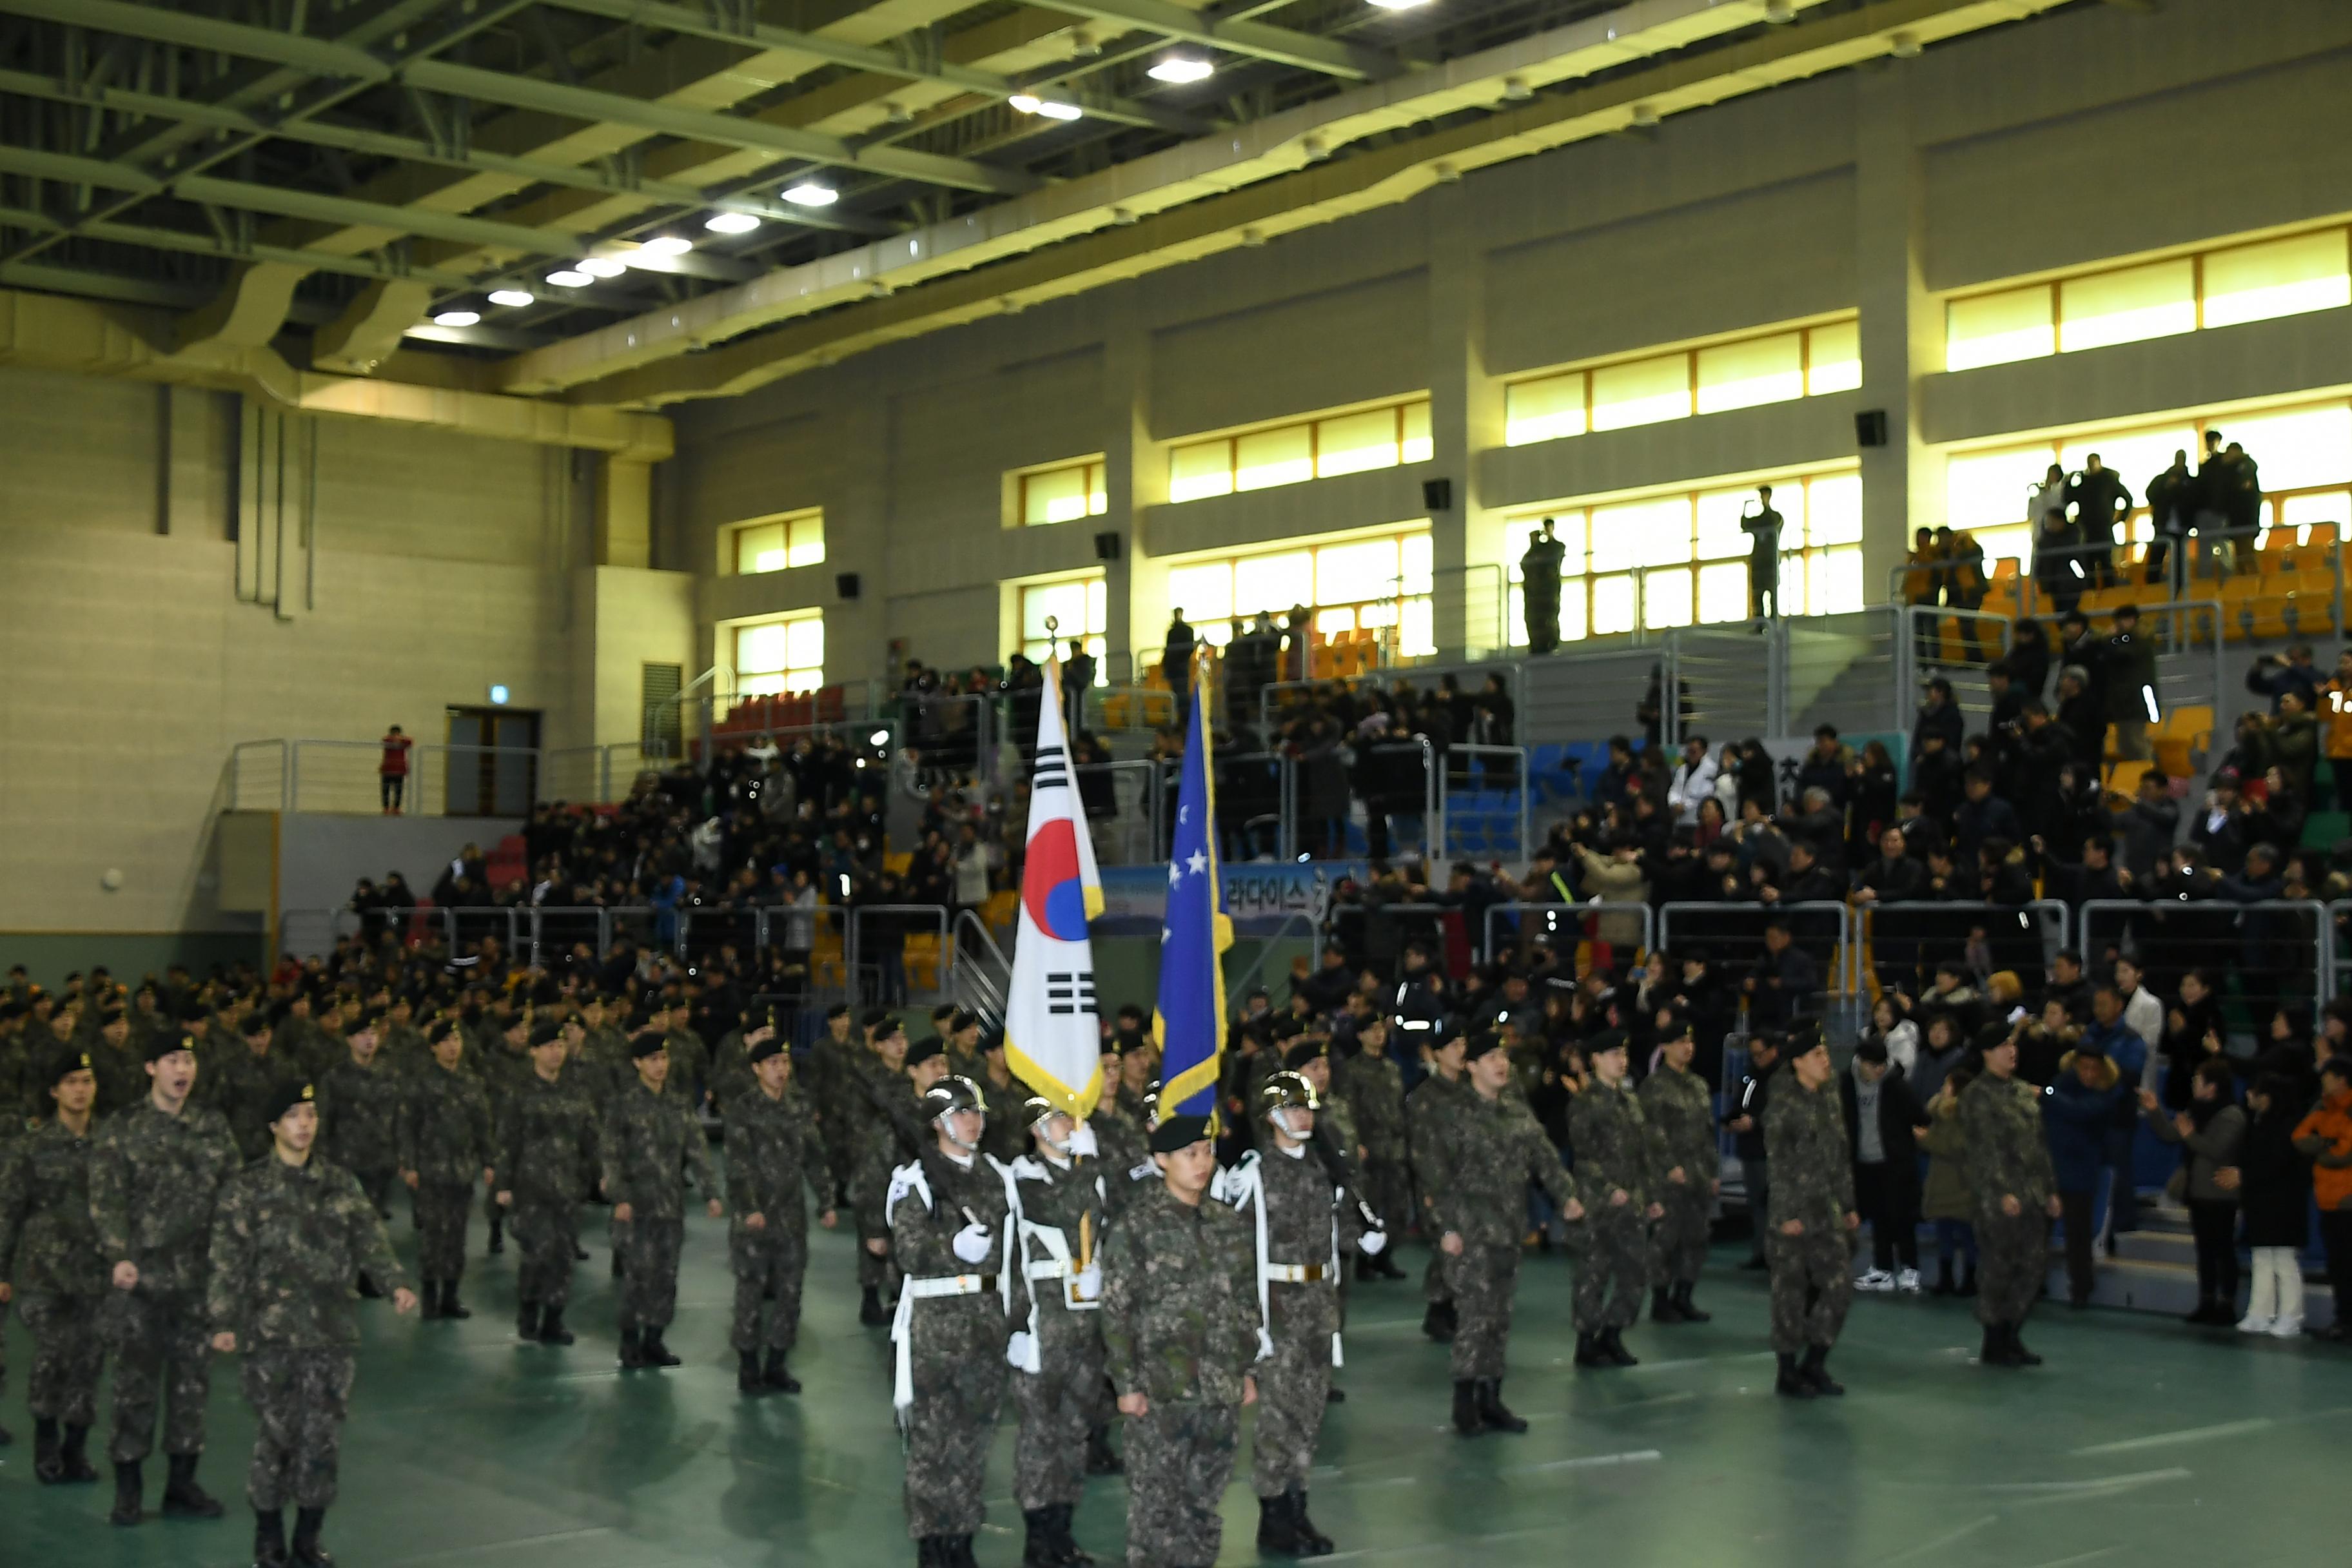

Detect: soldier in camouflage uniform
852,1019,925,1325
1101,1115,1260,1568
207,1081,418,1568
399,1018,495,1321
1637,1015,1720,1325
1566,1031,1660,1369
0,1048,106,1482
1,998,30,1128
318,1010,403,1228
973,1035,1035,1165
723,1024,836,1395
89,1029,242,1525
660,998,713,1119
493,1020,600,1346
887,1075,1016,1567
377,995,428,1083
803,1003,861,1203
579,994,633,1108
1406,1032,1471,1342
88,1001,150,1121
1006,1094,1109,1568
1958,1032,2061,1369
605,1030,722,1369
1422,1032,1581,1436
214,1010,309,1164
1332,1015,1409,1281
1761,1028,1859,1399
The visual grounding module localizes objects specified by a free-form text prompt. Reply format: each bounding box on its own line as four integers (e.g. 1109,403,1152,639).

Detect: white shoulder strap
884,1159,931,1223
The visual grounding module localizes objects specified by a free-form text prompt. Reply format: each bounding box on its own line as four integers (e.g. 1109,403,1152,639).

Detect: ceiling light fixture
1036,100,1083,121
1147,56,1213,84
487,289,534,308
638,235,693,257
544,270,591,288
704,211,760,234
578,256,628,278
783,182,839,207
432,309,480,327
1366,0,1431,11
1008,93,1042,113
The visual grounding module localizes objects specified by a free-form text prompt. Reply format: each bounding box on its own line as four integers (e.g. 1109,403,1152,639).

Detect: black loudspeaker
1422,478,1453,512
1856,409,1890,448
1093,531,1121,562
836,572,861,601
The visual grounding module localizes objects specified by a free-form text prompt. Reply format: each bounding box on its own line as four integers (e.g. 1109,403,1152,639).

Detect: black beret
1462,1030,1506,1062
1657,1013,1693,1041
861,1006,894,1032
1121,1033,1155,1056
1282,1039,1328,1071
424,1018,458,1045
1785,1022,1828,1057
747,1035,787,1066
905,1037,945,1069
99,1003,125,1025
629,1030,668,1059
1855,1037,1890,1064
825,1003,852,1021
145,1031,198,1063
950,1010,979,1033
351,1006,385,1032
262,1079,317,1126
49,1048,95,1088
1148,1113,1213,1153
240,1010,271,1038
1584,1029,1630,1057
527,1019,566,1048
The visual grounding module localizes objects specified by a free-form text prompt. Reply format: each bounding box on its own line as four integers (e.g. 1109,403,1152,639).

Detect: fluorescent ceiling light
1366,0,1429,9
544,270,591,288
486,289,534,308
432,309,480,327
578,256,628,278
1036,100,1083,121
783,182,838,207
637,235,693,257
1008,93,1042,113
704,211,761,234
1147,57,1214,84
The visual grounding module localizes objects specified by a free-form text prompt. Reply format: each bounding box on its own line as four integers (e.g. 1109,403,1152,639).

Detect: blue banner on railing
1098,861,1369,934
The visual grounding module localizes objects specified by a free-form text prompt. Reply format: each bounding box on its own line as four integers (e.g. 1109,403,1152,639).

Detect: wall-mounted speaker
1093,531,1122,562
1422,478,1454,512
1856,409,1890,448
836,572,861,601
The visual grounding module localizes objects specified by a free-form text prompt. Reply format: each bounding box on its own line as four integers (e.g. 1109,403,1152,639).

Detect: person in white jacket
1666,735,1718,825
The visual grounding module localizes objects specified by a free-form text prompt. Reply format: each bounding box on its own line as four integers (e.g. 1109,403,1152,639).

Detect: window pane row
1168,399,1433,504
1021,460,1108,526
730,511,825,574
1503,318,1861,449
1165,528,1434,656
734,614,825,695
1946,227,2352,371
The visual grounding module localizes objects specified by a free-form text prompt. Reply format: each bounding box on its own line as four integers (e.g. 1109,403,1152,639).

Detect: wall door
445,707,540,817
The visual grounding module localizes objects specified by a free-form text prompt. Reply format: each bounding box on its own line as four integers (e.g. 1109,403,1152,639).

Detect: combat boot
1573,1331,1607,1367
1774,1353,1816,1398
1421,1301,1455,1343
253,1507,288,1568
291,1506,335,1567
32,1417,63,1483
2007,1322,2043,1366
1451,1380,1484,1436
1255,1493,1301,1554
1475,1380,1528,1434
737,1351,763,1393
419,1279,444,1320
516,1298,540,1341
440,1280,471,1320
538,1306,574,1346
356,1272,384,1300
110,1458,144,1525
162,1451,224,1518
915,1536,949,1566
1650,1287,1688,1324
1674,1282,1711,1323
1324,1384,1346,1403
642,1329,682,1368
1799,1344,1844,1396
860,1286,891,1326
1083,1427,1123,1475
60,1424,99,1482
1600,1327,1640,1367
766,1349,804,1393
1289,1488,1335,1556
1050,1502,1094,1565
617,1327,645,1369
1979,1323,2019,1367
945,1536,979,1568
1375,1253,1407,1280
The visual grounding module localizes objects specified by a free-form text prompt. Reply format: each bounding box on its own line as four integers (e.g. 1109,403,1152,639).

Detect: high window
1017,458,1108,525
1164,527,1435,658
1503,318,1861,448
727,509,825,574
733,613,825,696
1019,576,1108,671
1168,398,1433,504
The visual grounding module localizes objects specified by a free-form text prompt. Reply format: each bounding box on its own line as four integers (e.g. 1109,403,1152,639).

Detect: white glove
1006,1330,1038,1371
1358,1229,1387,1256
1072,1265,1101,1300
1066,1122,1099,1159
952,1221,993,1265
1255,1325,1276,1362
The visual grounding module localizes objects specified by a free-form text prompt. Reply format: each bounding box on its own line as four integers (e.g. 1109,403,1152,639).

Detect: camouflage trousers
903,1297,1008,1538
1124,1400,1240,1568
1250,1314,1333,1497
1974,1208,2048,1326
18,1291,105,1426
1012,1306,1104,1511
1649,1181,1712,1286
858,1228,894,1289
104,1289,212,1464
353,1165,397,1220
240,1348,356,1511
1361,1156,1411,1238
729,1227,810,1354
1444,1242,1521,1380
1422,1241,1449,1306
617,1215,685,1333
1573,1208,1647,1332
511,1195,580,1311
1765,1226,1853,1354
415,1182,475,1282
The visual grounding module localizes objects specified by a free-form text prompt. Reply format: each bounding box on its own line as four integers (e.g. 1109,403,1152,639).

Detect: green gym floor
9,1211,2349,1568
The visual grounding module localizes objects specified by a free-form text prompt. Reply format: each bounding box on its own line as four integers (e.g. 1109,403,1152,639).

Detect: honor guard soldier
1006,1096,1108,1567
1763,1026,1859,1398
0,1049,107,1484
723,1023,836,1394
1637,1015,1720,1325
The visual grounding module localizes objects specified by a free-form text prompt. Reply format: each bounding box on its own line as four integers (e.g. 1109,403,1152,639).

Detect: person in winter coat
1840,1039,1930,1292
2235,1073,2313,1337
2141,1059,2246,1326
1665,736,1718,826
2316,649,2352,812
1919,1065,1980,1297
2291,1057,2352,1342
1570,843,1649,958
2102,603,2161,761
2044,1041,2132,1308
2158,970,2227,1112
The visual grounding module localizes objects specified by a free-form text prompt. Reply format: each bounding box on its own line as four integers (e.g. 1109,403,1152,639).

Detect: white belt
1262,1262,1331,1284
1024,1260,1068,1282
908,1273,995,1298
892,1273,999,1409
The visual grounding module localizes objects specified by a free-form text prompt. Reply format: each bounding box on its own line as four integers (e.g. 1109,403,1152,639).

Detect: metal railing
1442,743,1530,863
899,692,995,782
1852,900,2068,999
1657,899,1859,1011
1215,750,1292,863
1363,738,1442,863
1076,758,1166,867
1480,899,1653,967
847,903,954,1006
230,738,656,814
1663,625,1783,745
2080,897,2332,1014
950,909,1012,1034
1256,658,1527,745
1224,912,1318,1017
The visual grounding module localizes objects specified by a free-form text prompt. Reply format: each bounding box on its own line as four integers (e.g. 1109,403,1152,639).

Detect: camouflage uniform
1219,1144,1344,1500
850,1056,923,1293
581,1024,634,1113
400,1062,494,1286
378,1019,431,1083
722,1083,830,1355
1099,1177,1259,1568
1333,1044,1409,1237
1760,1075,1855,1355
1008,1148,1108,1514
603,1077,714,1336
211,1044,308,1163
664,1023,712,1112
87,1035,151,1121
1087,1102,1150,1211
1406,1068,1468,1309
205,1153,406,1512
1421,1087,1578,1380
1958,1070,2057,1328
317,1055,404,1217
493,1071,599,1315
887,1150,1014,1542
1567,1079,1655,1331
805,1029,865,1199
1638,1062,1720,1288
88,1098,242,1464
0,1118,108,1429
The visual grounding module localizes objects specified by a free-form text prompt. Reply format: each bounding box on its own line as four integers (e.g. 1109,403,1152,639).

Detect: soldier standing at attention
1763,1028,1859,1399
806,1002,860,1204
1959,1032,2062,1369
852,1020,925,1326
493,1020,599,1347
1638,1017,1720,1325
1567,1031,1660,1369
1101,1114,1260,1568
886,1076,1016,1568
1333,1015,1409,1281
1006,1096,1106,1568
605,1030,722,1370
217,1011,306,1164
0,1049,107,1483
1426,1032,1582,1436
206,1081,418,1568
318,1010,402,1230
399,1019,495,1322
723,1023,836,1395
661,997,713,1120
1407,1032,1472,1343
89,1028,242,1525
